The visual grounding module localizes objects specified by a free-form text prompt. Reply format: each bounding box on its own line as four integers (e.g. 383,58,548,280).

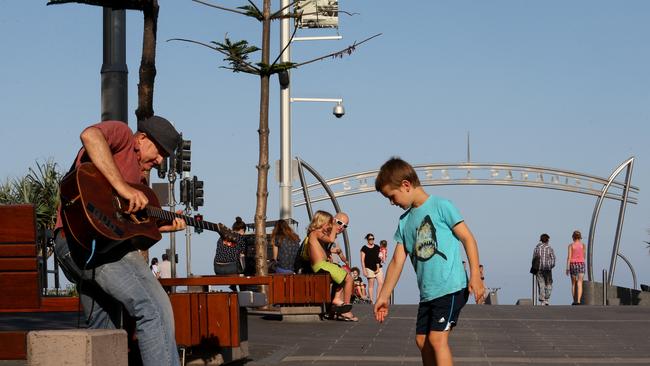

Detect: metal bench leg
178,346,186,366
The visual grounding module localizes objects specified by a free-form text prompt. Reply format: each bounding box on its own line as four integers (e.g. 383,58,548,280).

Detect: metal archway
293,157,638,286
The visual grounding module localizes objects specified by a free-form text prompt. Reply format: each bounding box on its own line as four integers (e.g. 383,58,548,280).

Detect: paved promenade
2,304,649,365
246,304,650,366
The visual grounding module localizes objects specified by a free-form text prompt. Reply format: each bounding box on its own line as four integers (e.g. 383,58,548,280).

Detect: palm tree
174,0,379,276
26,160,63,234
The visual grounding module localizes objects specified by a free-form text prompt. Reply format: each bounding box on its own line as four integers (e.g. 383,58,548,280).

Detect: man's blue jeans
55,232,180,366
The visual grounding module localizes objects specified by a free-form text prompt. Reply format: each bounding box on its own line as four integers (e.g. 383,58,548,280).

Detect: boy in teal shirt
374,157,485,366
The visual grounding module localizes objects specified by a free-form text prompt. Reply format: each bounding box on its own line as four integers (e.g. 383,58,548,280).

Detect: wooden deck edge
0,331,27,360
0,297,80,313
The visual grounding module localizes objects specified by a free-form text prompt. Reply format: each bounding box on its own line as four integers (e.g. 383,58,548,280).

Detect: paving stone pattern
2,304,649,365
246,304,650,366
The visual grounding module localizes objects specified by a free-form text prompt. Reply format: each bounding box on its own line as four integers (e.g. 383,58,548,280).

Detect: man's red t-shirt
55,121,144,230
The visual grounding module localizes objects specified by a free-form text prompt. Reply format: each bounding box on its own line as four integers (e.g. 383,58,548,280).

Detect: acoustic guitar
60,162,235,254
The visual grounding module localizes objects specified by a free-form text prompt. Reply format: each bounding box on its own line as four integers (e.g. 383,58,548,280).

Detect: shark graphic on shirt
415,215,447,261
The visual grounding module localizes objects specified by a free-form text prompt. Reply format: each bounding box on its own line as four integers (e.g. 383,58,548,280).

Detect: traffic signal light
191,175,204,211
175,138,191,174
179,178,191,205
194,214,203,234
156,157,168,179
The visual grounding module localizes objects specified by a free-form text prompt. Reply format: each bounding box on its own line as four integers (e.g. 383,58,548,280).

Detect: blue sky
1,1,649,305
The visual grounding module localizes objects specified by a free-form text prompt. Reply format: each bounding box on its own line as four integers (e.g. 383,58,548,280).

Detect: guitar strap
66,148,87,174
85,239,97,266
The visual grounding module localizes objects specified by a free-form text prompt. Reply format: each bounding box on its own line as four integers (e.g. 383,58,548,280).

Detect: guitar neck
146,207,220,233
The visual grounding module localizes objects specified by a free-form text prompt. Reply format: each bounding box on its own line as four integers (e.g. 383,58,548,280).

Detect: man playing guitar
54,116,186,366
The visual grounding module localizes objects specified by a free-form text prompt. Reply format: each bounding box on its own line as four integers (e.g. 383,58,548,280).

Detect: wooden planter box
0,205,39,310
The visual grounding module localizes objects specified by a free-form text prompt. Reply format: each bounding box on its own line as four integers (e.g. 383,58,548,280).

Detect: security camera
333,102,345,118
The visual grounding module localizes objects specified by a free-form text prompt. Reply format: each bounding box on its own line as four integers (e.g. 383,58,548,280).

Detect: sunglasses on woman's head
334,219,348,229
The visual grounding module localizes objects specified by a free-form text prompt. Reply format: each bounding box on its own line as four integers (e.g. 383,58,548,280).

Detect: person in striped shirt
532,233,556,305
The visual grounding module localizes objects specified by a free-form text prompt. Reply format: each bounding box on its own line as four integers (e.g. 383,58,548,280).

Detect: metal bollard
602,269,608,306
532,275,537,305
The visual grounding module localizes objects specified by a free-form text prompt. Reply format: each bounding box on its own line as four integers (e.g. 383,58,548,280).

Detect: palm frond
237,4,263,20
213,37,261,73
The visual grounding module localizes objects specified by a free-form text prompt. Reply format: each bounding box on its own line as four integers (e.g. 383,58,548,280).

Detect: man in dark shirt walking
532,233,556,305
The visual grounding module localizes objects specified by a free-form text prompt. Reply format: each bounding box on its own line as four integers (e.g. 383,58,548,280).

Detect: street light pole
279,0,292,221
279,7,344,221
101,7,128,123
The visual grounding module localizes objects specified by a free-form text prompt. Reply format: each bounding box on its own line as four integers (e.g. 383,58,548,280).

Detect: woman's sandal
336,314,359,322
332,303,352,314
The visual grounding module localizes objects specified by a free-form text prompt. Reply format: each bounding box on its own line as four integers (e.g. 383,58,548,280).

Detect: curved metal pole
296,157,313,222
608,160,633,285
616,252,637,290
587,157,635,281
295,157,351,261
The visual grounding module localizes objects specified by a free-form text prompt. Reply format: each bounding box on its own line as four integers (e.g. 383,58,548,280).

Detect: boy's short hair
540,233,550,243
375,157,421,191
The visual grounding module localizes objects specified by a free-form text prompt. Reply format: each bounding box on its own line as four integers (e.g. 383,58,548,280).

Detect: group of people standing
531,230,587,305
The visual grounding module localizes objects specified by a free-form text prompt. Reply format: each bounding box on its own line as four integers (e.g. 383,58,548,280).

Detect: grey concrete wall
583,280,647,305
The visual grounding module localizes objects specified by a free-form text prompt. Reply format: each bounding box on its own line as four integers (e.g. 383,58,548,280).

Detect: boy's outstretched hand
469,276,486,304
374,297,389,323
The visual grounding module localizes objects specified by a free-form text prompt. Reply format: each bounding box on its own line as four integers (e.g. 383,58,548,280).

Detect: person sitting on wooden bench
304,211,358,322
213,216,248,291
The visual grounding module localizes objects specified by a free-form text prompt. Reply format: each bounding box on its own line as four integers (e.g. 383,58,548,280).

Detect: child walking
373,157,485,366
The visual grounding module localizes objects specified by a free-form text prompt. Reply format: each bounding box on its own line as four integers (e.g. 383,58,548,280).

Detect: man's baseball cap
137,116,181,157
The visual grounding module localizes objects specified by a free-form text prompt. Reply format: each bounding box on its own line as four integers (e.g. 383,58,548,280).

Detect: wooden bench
267,273,331,306
0,205,40,310
158,273,332,361
162,273,332,308
0,205,82,361
159,275,271,365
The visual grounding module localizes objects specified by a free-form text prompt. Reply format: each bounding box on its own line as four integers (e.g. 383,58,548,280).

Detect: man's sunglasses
335,219,348,229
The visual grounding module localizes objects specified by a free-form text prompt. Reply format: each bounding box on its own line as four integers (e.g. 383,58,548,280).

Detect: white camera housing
333,103,345,118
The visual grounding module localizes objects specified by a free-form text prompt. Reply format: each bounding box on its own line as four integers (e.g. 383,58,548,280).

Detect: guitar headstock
217,222,241,243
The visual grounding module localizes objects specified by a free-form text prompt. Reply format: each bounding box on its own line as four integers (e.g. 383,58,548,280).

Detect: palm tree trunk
135,0,158,122
254,0,272,277
135,0,159,263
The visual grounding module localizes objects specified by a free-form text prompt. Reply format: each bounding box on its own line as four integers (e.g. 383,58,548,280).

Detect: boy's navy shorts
416,288,469,334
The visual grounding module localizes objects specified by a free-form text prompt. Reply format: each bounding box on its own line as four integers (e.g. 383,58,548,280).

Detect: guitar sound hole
112,195,129,223
133,211,150,223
